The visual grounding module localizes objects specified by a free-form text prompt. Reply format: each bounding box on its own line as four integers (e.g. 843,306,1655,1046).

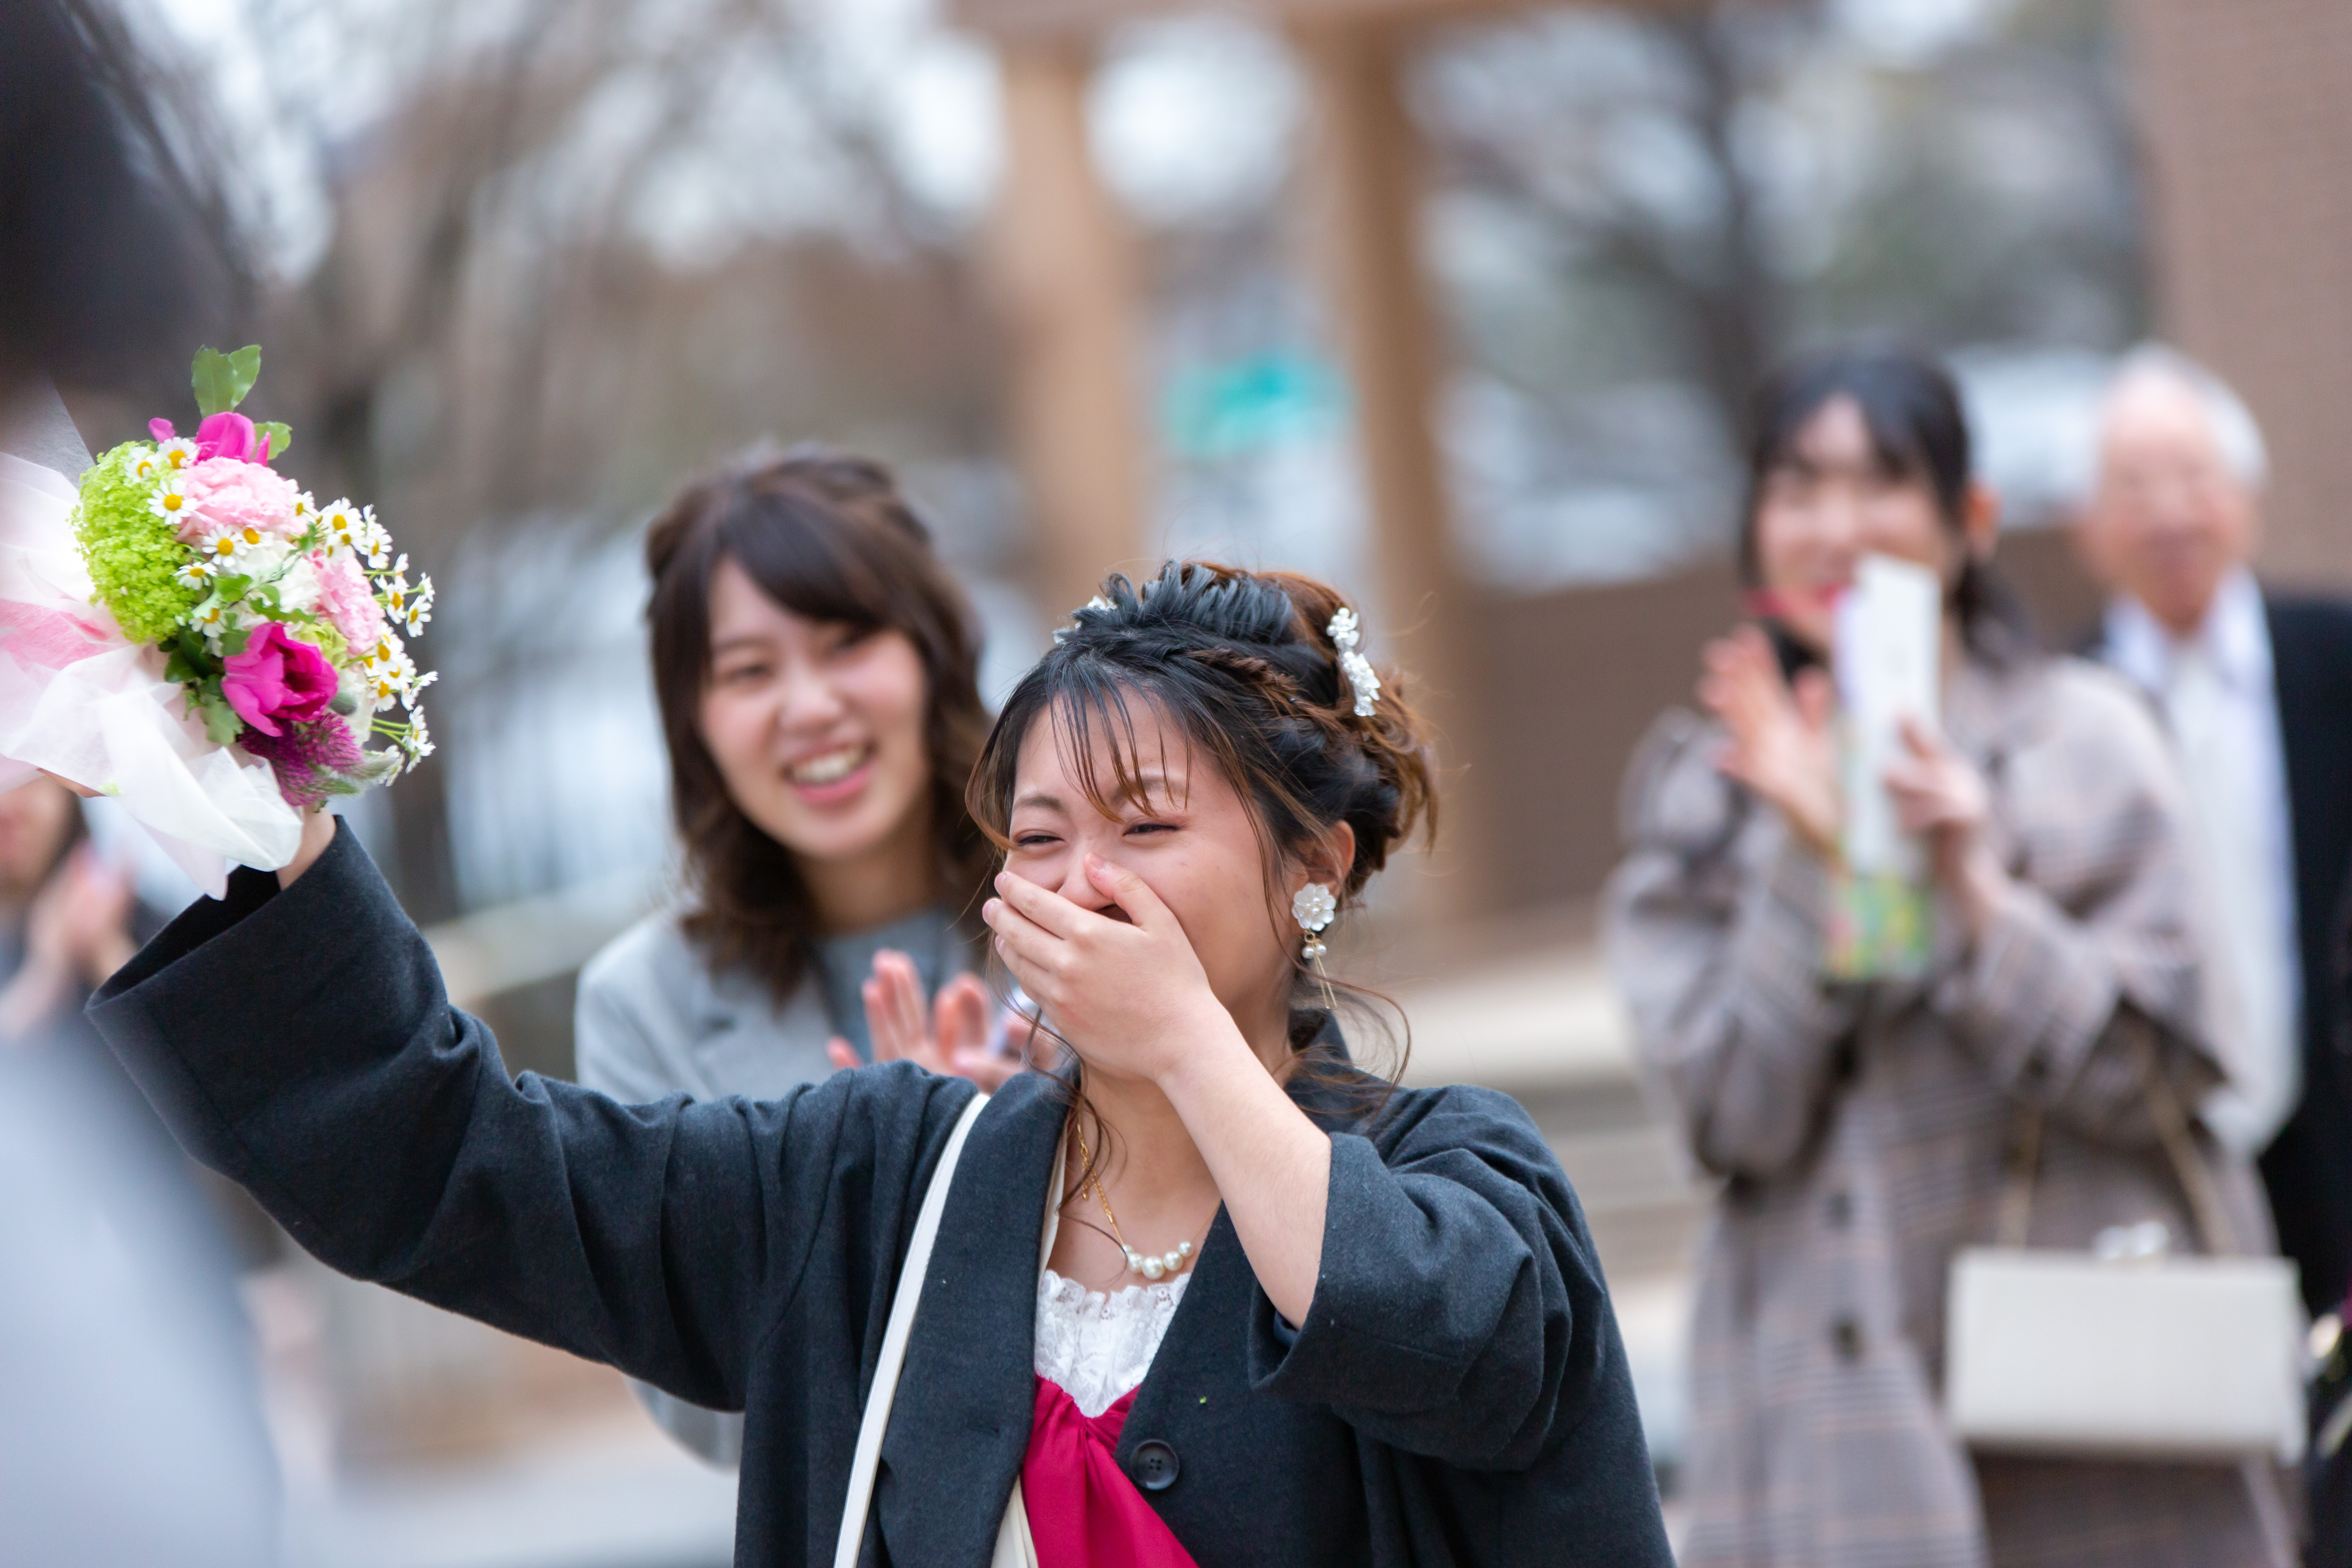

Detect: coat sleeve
1930,667,2224,1144
1246,1085,1654,1480
88,821,975,1414
1603,712,1863,1180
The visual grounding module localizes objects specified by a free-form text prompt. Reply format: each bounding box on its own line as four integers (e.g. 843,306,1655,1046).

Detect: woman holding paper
1605,349,2285,1568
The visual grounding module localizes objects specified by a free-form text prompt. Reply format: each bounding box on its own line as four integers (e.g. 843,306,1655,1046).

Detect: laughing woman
90,562,1669,1567
575,452,1020,1463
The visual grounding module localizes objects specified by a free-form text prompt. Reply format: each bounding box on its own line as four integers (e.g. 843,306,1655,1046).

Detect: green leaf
218,624,252,659
191,345,263,416
198,688,244,746
253,421,292,460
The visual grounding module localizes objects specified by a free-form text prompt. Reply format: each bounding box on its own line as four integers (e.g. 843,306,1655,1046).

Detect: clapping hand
1700,626,1840,855
824,949,1037,1089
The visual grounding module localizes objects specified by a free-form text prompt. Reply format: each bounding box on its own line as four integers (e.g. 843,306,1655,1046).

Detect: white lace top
1033,1268,1192,1418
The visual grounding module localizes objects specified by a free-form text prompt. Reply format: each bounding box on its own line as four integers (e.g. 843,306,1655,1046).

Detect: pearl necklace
1071,1123,1204,1283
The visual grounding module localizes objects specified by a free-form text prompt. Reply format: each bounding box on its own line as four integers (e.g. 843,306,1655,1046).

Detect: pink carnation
223,623,338,738
312,549,385,653
178,456,301,544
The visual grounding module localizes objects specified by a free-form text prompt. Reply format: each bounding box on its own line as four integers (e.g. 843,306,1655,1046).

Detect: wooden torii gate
952,0,2352,924
954,0,1552,918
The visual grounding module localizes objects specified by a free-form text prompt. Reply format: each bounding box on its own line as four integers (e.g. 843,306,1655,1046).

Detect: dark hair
645,450,992,1001
1740,347,2032,663
0,0,246,397
969,562,1436,1052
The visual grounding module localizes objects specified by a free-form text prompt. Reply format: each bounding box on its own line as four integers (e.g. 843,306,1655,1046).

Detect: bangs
1762,376,1935,486
1045,665,1200,826
717,497,900,632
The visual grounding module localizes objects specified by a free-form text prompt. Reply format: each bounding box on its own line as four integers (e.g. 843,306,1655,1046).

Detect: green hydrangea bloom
73,443,200,644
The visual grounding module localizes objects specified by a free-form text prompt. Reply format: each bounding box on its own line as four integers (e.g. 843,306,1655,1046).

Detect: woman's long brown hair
644,449,992,1001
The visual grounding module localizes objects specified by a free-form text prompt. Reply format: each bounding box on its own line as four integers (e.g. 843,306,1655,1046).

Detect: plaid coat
1605,655,2291,1568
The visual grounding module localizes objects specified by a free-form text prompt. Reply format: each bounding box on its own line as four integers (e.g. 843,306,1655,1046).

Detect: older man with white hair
2079,345,2352,1322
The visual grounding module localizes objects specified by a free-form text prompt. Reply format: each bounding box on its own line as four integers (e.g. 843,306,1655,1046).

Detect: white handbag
1944,1050,2305,1463
830,1093,1040,1568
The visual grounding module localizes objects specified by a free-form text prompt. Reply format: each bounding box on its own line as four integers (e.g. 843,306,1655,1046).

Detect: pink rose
311,549,385,653
223,623,338,738
178,456,301,544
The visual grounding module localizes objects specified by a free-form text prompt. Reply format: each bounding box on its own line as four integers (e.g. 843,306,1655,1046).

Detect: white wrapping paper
0,454,301,896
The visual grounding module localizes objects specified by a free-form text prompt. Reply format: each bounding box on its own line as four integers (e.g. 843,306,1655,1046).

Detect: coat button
1831,1317,1863,1362
1131,1439,1180,1492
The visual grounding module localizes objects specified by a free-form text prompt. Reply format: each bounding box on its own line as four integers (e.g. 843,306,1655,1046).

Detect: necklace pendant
1122,1237,1197,1283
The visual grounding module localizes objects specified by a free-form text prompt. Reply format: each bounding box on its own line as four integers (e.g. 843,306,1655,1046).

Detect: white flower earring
1292,882,1337,963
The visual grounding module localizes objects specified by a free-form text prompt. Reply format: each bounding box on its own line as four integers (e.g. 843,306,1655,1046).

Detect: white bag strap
832,1090,991,1568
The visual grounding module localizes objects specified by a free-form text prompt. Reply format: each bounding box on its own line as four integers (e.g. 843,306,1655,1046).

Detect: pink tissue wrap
0,453,302,894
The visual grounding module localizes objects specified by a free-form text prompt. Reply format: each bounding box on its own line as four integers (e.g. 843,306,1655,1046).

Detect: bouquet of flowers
0,346,435,892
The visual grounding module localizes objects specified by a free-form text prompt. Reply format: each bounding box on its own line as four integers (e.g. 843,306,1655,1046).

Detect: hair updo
968,561,1436,915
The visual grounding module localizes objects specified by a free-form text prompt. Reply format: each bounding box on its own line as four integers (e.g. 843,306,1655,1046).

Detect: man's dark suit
2263,595,2352,1318
2092,592,2352,1317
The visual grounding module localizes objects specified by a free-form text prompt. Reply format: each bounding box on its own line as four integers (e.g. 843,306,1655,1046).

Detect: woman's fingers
1793,668,1835,733
991,869,1090,939
1081,854,1176,936
984,907,1064,1008
825,1038,860,1071
862,951,940,1069
933,975,992,1059
949,1047,1021,1092
35,769,97,800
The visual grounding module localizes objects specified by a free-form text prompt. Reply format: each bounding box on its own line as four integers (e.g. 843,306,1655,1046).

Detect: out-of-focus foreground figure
0,1,280,1564
1606,348,2288,1568
2078,348,2352,1323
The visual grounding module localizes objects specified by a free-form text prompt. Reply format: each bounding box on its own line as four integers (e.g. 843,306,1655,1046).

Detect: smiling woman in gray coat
575,452,1009,1462
1606,352,2285,1568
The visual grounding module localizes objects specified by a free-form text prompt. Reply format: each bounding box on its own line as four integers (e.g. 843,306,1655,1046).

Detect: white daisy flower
157,438,199,472
128,449,165,484
319,500,363,554
400,669,438,710
190,597,244,644
401,575,434,636
173,560,216,593
148,479,194,528
362,510,393,569
198,523,270,565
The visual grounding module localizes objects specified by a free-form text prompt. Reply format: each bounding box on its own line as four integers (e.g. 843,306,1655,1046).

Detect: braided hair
968,562,1435,1022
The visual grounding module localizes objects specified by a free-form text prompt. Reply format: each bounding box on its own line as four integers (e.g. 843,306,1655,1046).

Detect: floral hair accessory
71,345,436,807
1326,606,1381,718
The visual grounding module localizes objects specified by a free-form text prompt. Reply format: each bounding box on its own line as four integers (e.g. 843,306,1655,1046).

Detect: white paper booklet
1834,553,1942,879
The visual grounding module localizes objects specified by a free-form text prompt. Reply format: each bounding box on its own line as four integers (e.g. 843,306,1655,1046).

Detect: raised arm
92,817,975,1412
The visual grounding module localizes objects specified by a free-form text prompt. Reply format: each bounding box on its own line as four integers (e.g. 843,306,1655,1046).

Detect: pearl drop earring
1292,882,1336,963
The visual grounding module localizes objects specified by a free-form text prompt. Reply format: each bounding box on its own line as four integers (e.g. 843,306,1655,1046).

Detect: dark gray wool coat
91,824,1671,1568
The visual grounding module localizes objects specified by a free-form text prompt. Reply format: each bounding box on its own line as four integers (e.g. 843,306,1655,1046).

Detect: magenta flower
151,413,273,462
223,624,339,738
197,412,258,462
